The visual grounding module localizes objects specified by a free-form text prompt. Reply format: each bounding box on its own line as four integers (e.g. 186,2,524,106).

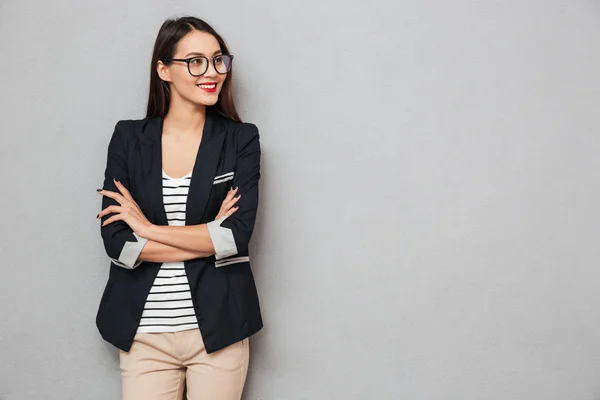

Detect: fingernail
96,214,99,218
96,189,102,192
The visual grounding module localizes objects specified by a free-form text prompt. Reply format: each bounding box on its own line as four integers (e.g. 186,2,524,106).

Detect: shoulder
217,116,260,148
113,118,149,135
110,118,156,145
219,117,259,135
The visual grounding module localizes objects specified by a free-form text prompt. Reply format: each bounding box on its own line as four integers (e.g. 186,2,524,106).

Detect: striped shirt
136,170,199,333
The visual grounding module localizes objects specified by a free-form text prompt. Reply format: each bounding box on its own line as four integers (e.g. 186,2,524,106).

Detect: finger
114,179,134,202
102,214,122,226
222,187,238,204
114,181,143,213
98,205,122,219
99,190,127,204
218,188,239,216
219,189,235,211
223,194,241,209
224,206,239,217
219,198,239,217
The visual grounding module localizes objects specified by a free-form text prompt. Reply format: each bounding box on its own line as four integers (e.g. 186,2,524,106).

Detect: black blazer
95,109,263,353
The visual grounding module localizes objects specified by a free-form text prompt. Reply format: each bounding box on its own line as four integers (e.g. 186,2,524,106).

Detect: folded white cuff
207,216,238,260
111,232,148,269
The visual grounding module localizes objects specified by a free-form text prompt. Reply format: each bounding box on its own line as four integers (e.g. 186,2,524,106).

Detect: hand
215,186,241,220
97,179,154,237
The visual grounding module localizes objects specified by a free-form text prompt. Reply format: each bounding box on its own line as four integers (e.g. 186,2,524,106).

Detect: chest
161,134,202,179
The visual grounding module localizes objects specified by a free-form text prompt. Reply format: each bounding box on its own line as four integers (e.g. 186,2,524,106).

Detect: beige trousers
119,329,249,400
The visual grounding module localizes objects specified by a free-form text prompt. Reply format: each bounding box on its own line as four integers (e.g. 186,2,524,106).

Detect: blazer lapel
140,117,168,226
186,111,226,225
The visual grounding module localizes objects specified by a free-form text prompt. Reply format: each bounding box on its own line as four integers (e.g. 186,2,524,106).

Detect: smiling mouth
197,83,217,90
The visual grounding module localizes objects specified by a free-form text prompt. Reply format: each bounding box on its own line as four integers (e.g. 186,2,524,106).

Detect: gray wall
1,1,599,399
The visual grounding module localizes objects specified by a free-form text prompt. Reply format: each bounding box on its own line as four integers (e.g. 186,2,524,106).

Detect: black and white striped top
136,170,199,333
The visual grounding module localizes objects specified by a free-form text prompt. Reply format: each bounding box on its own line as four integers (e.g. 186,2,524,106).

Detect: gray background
1,0,599,399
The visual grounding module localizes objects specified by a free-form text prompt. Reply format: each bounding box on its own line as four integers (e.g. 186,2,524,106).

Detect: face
157,30,228,108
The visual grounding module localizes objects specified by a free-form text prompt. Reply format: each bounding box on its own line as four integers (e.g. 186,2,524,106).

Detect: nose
203,60,218,77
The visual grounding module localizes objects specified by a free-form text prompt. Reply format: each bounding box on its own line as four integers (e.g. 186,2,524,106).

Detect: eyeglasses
161,54,234,76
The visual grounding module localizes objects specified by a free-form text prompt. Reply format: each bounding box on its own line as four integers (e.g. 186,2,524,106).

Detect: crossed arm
139,240,213,263
97,180,241,264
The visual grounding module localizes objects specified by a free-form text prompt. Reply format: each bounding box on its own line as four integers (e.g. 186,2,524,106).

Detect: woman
95,16,263,400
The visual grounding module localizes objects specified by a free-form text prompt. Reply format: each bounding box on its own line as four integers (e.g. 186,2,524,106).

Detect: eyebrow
184,50,223,57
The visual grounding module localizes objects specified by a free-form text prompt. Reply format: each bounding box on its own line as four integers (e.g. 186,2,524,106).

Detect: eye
190,57,206,65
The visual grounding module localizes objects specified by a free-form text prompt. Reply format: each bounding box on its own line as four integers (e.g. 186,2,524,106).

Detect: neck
163,96,208,136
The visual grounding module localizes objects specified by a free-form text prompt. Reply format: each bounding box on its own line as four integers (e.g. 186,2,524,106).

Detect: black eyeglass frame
161,54,234,77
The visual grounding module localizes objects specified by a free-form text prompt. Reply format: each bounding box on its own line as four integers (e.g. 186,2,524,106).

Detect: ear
156,60,172,83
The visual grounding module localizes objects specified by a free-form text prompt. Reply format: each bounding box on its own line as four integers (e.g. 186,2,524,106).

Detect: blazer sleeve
99,121,148,269
207,123,261,261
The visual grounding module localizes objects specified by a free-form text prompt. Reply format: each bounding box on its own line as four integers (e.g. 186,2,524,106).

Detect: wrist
140,223,158,240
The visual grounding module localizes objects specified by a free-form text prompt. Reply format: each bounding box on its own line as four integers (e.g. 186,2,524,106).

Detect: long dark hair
146,16,241,122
